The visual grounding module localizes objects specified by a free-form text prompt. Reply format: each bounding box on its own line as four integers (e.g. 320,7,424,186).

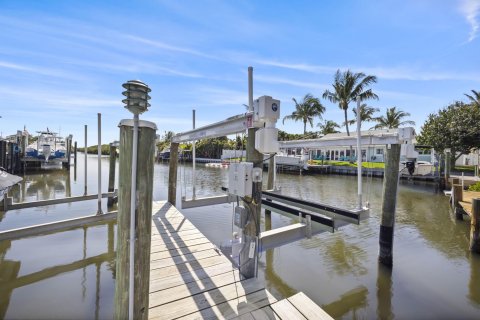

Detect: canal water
1,153,479,319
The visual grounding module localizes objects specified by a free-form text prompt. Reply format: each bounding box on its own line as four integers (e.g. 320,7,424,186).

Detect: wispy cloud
0,86,118,111
255,60,337,75
0,60,85,80
123,34,218,60
459,0,480,42
255,75,329,90
255,59,480,82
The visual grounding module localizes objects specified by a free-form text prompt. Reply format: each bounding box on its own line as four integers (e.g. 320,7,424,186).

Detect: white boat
205,162,230,168
25,130,67,163
270,152,309,170
400,160,434,176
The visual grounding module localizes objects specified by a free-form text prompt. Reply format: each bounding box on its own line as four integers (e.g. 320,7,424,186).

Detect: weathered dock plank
149,261,233,293
149,269,241,307
270,299,307,320
288,292,334,320
249,306,281,320
149,201,331,319
178,288,278,320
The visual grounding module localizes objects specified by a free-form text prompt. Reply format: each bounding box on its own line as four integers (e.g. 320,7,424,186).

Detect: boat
205,161,230,168
400,144,435,176
25,130,67,163
0,168,22,201
400,160,434,176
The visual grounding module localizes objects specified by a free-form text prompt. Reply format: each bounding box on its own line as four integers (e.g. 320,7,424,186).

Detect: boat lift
171,107,415,253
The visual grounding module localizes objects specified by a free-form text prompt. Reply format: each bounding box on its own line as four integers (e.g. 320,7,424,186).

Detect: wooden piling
452,184,464,220
167,142,179,205
379,144,401,267
267,156,275,190
114,119,157,320
445,150,451,182
108,143,117,207
265,155,275,216
470,198,480,253
0,140,6,169
66,136,72,170
74,141,77,167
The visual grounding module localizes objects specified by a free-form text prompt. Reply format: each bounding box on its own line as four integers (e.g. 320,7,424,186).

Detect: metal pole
248,66,254,112
242,66,261,279
356,100,363,210
97,113,103,215
129,114,139,320
84,125,87,196
192,109,196,200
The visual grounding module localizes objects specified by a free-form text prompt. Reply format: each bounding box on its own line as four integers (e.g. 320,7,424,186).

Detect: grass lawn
309,160,385,169
454,165,475,173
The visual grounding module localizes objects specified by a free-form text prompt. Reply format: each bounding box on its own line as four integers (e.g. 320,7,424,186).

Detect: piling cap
122,80,151,115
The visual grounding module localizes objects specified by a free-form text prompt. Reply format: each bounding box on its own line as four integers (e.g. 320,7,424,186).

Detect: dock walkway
149,201,332,319
458,191,480,217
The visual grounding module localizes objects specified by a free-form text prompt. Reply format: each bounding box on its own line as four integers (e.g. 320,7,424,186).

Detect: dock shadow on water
2,158,480,319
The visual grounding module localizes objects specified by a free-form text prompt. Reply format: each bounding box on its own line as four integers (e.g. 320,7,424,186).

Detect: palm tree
283,94,325,134
322,70,378,136
465,89,480,108
345,104,379,126
373,107,415,129
317,120,340,135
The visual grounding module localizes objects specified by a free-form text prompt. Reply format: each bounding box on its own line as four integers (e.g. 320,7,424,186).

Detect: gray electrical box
234,205,248,228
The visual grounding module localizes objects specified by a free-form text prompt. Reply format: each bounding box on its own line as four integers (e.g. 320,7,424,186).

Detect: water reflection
9,169,71,203
322,238,368,277
0,221,116,319
323,286,369,319
376,263,394,320
263,212,297,298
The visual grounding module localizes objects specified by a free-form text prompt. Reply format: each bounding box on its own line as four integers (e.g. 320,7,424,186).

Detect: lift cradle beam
171,113,251,143
262,191,368,225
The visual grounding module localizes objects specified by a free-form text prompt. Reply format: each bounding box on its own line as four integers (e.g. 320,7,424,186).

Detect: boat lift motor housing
253,96,280,154
228,162,253,197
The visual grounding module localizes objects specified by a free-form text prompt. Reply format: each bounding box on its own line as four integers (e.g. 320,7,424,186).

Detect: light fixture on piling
121,79,151,320
122,80,151,115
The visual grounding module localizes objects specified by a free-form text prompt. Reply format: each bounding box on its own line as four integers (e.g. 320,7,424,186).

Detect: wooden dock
149,201,333,319
458,191,480,217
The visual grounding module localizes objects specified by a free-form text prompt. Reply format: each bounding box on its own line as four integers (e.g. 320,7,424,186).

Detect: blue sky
0,0,479,146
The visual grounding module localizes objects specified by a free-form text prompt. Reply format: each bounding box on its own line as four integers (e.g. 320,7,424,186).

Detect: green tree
345,104,379,126
417,102,480,167
277,130,304,141
322,70,378,136
465,89,480,108
317,120,341,135
156,130,175,153
195,136,233,159
373,107,415,129
282,94,325,134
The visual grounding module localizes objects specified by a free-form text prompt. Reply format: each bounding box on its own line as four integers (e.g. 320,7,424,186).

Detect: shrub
468,182,480,191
